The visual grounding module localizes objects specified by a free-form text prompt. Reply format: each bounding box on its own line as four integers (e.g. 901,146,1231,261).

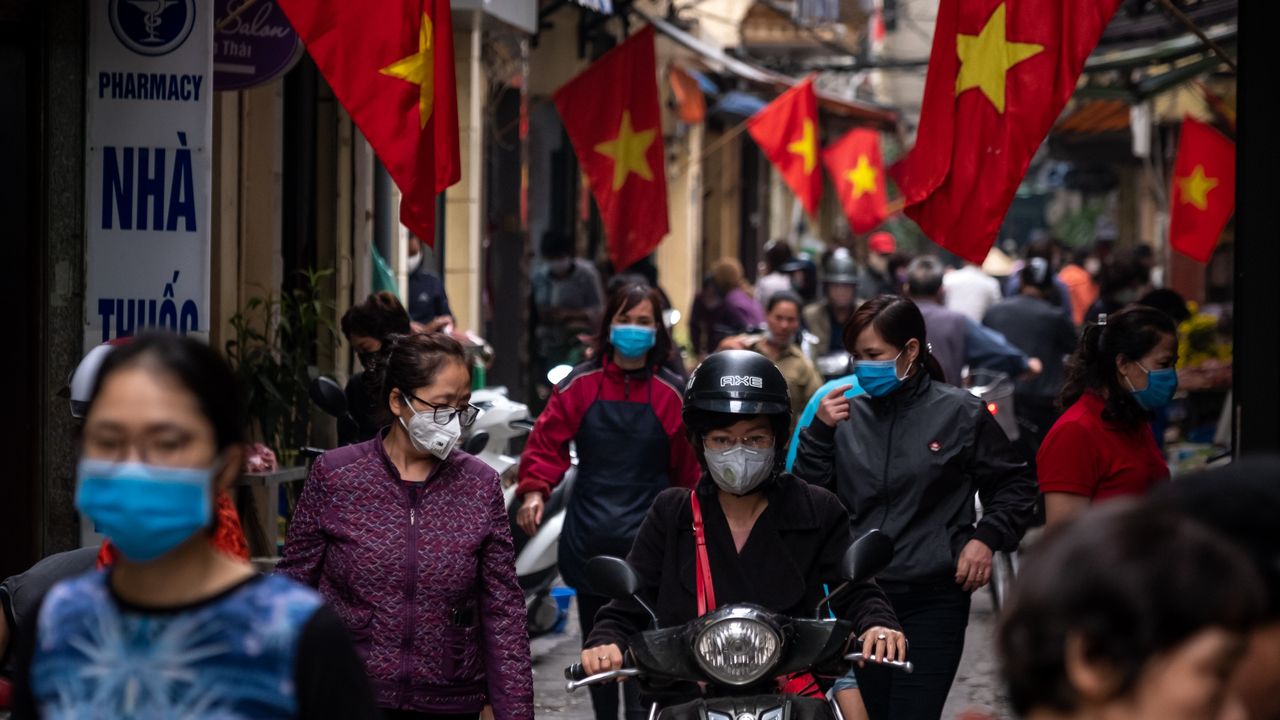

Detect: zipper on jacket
878,401,899,530
624,374,631,400
397,482,423,703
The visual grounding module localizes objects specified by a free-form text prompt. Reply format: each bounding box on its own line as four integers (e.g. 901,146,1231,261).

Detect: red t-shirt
1037,393,1169,501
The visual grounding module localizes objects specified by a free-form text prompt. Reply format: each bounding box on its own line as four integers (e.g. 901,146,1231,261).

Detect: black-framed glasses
404,391,480,427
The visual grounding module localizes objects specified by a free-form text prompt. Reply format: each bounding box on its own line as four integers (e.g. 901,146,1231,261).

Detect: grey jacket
791,371,1036,586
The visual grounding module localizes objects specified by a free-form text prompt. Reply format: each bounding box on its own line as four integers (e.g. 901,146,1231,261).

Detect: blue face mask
610,324,656,359
854,350,910,398
75,459,215,562
1129,364,1178,410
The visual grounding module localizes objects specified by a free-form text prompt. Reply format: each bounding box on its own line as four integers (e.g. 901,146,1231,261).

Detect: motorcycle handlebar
845,652,914,673
563,666,640,693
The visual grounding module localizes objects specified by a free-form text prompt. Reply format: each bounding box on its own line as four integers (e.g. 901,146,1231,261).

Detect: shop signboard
214,0,304,91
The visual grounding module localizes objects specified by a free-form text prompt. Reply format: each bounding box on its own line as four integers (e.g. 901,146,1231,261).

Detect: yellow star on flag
594,111,657,191
787,119,817,175
848,155,878,199
380,12,435,129
955,3,1044,113
1177,164,1219,211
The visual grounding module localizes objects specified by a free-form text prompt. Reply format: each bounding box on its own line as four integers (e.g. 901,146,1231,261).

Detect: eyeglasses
404,391,480,427
80,427,205,469
702,433,775,451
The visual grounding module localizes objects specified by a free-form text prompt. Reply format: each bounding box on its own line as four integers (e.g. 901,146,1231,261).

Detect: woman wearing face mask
516,283,701,720
340,291,413,444
582,350,903,720
999,503,1265,720
792,295,1037,720
1037,306,1176,528
279,333,533,720
720,291,825,434
12,334,377,718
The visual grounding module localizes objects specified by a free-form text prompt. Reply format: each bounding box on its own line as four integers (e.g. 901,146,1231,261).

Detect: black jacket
586,474,900,651
792,372,1036,586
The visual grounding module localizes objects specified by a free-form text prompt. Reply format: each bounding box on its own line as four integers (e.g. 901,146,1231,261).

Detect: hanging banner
84,0,213,351
214,0,304,91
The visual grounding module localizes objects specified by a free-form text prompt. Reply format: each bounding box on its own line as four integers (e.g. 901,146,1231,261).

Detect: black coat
792,371,1037,587
586,474,901,652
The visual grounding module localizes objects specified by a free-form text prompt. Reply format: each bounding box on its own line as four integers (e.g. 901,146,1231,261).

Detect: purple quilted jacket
278,435,534,719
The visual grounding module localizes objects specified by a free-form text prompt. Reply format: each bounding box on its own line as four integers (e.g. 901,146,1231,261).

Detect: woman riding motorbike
581,350,905,720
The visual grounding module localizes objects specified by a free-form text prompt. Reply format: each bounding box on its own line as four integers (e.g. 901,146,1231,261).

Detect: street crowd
0,231,1276,720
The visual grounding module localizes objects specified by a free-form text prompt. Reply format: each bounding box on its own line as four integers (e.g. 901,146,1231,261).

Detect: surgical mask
854,351,910,398
705,446,774,495
400,403,463,459
1128,364,1178,410
75,458,215,562
610,324,656,359
406,252,423,274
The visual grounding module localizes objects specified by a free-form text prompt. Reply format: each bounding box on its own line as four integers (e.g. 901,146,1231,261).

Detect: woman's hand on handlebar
517,493,545,535
815,385,855,428
856,626,907,666
581,643,625,678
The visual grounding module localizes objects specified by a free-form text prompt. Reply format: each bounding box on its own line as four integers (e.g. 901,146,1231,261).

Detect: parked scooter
564,530,912,720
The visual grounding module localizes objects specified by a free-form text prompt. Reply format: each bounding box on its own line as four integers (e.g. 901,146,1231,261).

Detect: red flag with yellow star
1169,116,1235,263
891,0,1121,263
553,27,668,271
823,128,889,233
748,78,822,217
278,0,460,245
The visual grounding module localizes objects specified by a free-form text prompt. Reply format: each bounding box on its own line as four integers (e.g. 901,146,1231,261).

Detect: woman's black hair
365,332,471,425
1058,304,1177,428
999,502,1266,717
842,295,946,383
766,290,803,315
89,333,244,452
594,282,673,369
340,291,411,342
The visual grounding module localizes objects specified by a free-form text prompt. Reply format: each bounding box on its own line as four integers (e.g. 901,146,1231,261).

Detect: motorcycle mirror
462,430,489,456
547,364,574,385
842,529,895,583
309,376,349,418
664,308,682,328
816,530,895,619
586,556,660,629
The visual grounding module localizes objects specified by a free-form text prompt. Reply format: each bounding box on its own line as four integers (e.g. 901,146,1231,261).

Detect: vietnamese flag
748,78,822,217
891,0,1122,263
1169,116,1236,263
278,0,460,246
553,27,669,271
823,128,889,233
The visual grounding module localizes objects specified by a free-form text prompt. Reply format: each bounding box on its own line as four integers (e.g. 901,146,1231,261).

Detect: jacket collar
867,367,932,410
694,473,821,531
602,353,655,381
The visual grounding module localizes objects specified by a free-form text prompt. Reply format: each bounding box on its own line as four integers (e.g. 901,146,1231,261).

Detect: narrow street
531,589,1013,719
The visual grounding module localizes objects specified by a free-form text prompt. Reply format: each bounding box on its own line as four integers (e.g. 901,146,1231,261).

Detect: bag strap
690,491,717,615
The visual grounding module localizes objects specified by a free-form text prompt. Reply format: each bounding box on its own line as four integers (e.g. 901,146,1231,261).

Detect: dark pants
578,592,648,720
855,586,971,720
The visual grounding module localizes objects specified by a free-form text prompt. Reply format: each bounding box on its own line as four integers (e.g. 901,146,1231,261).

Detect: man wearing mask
804,248,861,356
406,234,455,333
532,230,605,377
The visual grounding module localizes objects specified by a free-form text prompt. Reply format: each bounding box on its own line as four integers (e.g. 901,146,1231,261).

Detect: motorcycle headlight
691,607,783,686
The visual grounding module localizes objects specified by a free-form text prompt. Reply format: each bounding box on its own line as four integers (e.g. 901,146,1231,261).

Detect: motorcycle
963,368,1020,610
564,530,912,720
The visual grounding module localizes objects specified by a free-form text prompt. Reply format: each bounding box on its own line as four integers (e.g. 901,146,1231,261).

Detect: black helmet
823,248,859,285
684,350,790,418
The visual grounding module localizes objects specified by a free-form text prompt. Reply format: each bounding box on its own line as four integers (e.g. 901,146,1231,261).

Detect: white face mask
705,446,774,495
399,404,462,460
406,252,423,274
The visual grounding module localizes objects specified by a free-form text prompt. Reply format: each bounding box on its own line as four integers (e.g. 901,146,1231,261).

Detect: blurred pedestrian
1085,247,1152,324
943,262,1002,324
533,230,605,378
1003,237,1072,321
983,258,1079,455
406,234,455,333
755,239,795,307
804,248,861,356
861,231,900,297
1149,457,1280,720
792,295,1036,720
279,332,533,720
13,334,377,718
721,291,825,433
1058,246,1099,326
515,283,700,720
1037,306,1176,527
999,502,1265,720
341,291,413,443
